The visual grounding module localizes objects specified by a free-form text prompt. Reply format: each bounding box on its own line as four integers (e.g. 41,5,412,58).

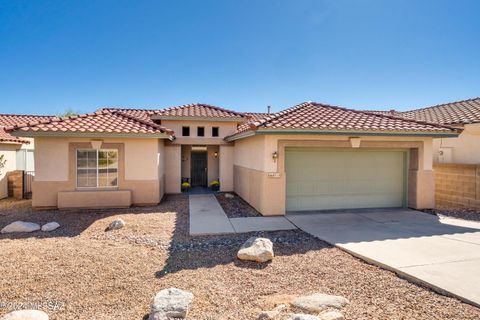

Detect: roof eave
11,130,174,140
226,128,460,141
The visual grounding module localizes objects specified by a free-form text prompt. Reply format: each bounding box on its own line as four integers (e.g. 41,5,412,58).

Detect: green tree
0,154,6,175
58,107,79,117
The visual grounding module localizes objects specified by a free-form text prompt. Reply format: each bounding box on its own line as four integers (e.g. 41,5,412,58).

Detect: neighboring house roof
153,103,245,120
400,97,480,125
0,127,30,144
226,101,460,141
0,114,55,144
6,110,174,138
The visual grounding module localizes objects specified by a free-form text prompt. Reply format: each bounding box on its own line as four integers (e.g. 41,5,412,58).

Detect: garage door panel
286,149,405,212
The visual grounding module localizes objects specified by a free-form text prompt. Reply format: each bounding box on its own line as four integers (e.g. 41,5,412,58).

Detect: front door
191,151,208,187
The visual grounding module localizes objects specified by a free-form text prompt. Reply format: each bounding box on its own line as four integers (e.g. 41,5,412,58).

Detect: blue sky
0,0,479,115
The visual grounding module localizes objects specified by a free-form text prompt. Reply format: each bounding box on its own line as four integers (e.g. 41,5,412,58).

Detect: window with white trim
76,149,118,188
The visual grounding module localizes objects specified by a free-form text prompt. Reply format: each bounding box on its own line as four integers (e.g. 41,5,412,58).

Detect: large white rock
1,221,41,234
0,310,49,320
41,222,60,232
149,288,194,320
237,237,274,263
319,311,344,320
106,219,125,231
289,314,320,320
291,293,349,312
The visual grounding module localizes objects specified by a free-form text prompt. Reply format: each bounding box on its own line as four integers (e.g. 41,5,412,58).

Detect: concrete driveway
287,208,480,307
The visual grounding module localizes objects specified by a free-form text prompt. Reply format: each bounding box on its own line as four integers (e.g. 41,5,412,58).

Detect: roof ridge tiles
155,103,245,117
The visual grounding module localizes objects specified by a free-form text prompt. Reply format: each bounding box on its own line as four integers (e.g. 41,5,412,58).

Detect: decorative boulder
0,310,49,320
319,311,344,320
106,219,125,231
237,237,274,263
41,222,60,232
224,193,234,199
149,288,194,320
289,314,320,320
1,221,40,234
291,293,349,312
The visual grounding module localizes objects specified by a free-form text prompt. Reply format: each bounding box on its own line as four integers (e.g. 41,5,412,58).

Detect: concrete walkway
189,194,235,235
189,194,296,236
287,208,480,307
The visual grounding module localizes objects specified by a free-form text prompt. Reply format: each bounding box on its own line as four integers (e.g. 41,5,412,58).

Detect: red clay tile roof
155,103,245,119
0,114,54,144
100,108,156,123
0,114,55,127
227,101,459,139
363,110,405,117
0,127,30,144
6,110,174,136
400,97,480,125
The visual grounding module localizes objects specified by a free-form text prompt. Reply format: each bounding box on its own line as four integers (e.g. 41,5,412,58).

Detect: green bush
181,182,191,190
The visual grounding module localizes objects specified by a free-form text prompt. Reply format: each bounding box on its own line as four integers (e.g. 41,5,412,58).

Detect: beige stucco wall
165,144,181,193
207,145,219,184
162,120,239,145
32,136,165,208
233,134,436,216
158,140,165,200
0,143,21,199
219,145,234,191
433,123,480,164
181,145,192,179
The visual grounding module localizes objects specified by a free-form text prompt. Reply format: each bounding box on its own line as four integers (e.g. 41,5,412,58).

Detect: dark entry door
191,151,208,187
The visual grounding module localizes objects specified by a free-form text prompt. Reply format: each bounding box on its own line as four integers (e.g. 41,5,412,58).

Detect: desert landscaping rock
0,309,49,320
149,287,194,320
224,193,234,198
1,221,40,233
291,294,349,312
41,222,60,232
237,237,274,262
258,310,280,320
106,218,125,231
319,311,344,320
289,314,320,320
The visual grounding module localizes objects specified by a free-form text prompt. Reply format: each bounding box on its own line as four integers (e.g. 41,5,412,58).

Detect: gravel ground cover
0,196,479,319
215,193,262,218
422,208,480,222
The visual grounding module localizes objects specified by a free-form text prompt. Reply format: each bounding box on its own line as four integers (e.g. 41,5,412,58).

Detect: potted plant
181,181,191,192
210,180,220,191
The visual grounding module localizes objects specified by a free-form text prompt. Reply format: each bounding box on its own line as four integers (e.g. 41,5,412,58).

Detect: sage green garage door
285,148,406,212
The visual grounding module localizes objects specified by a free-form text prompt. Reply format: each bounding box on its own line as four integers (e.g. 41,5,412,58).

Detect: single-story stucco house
6,102,460,215
370,97,480,165
0,114,54,199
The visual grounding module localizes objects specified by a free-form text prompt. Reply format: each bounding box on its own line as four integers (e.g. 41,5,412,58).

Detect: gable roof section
226,102,460,141
0,114,55,144
400,97,480,125
152,103,245,120
6,110,174,138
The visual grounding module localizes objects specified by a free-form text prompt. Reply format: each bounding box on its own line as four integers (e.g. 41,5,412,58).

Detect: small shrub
210,180,220,191
181,182,191,191
0,155,5,175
